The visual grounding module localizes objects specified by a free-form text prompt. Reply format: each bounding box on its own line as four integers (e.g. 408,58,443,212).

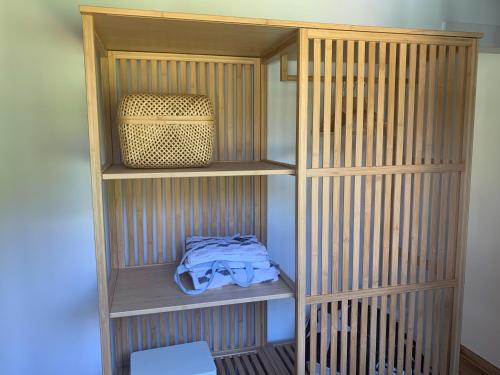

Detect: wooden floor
215,343,296,375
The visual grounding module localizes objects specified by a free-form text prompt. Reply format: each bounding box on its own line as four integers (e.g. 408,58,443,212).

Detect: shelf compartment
102,160,295,180
110,263,295,318
214,343,296,375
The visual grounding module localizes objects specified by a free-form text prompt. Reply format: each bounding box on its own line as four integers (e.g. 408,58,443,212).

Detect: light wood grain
295,28,309,375
81,14,113,375
81,5,481,38
102,160,295,179
110,263,293,318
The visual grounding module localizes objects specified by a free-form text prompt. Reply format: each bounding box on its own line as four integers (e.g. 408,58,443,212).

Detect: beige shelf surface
102,160,295,180
110,263,295,318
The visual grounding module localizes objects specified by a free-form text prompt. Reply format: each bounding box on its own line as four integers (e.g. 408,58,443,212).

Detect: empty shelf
102,160,295,180
110,263,295,318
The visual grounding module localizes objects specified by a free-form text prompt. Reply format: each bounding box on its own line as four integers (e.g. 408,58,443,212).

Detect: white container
131,341,216,375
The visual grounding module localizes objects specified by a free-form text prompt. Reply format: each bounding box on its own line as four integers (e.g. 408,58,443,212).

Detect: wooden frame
81,6,480,375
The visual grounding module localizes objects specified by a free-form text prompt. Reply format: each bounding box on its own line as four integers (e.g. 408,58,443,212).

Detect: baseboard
461,345,500,375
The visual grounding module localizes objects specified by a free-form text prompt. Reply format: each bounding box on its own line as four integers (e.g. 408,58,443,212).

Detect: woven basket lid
118,94,215,119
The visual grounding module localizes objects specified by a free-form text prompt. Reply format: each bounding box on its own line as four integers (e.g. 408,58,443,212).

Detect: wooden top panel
110,263,295,318
90,12,295,57
81,5,482,52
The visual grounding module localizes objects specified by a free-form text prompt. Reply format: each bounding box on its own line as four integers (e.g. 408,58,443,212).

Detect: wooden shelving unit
81,5,480,375
102,160,295,180
110,263,294,318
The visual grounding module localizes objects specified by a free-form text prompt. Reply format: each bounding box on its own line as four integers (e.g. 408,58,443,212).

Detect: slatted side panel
307,288,453,375
297,30,474,375
305,38,469,170
115,302,267,374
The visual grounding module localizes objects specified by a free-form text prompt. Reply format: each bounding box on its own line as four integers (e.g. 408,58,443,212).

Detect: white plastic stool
131,341,216,375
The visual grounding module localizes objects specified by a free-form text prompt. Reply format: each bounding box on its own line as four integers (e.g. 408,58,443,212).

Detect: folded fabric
184,235,269,268
192,259,271,272
190,264,279,290
175,234,279,295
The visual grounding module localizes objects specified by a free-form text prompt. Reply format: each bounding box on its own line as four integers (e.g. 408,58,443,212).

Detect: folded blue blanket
184,235,269,267
190,265,279,290
174,234,279,295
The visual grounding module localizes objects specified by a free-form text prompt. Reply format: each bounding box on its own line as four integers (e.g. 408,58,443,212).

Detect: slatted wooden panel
296,29,476,375
307,288,454,375
103,52,267,374
109,176,258,265
215,343,297,375
114,302,267,374
106,52,265,266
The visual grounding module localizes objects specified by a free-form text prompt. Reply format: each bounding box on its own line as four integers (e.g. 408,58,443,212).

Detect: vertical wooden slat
173,179,182,259
100,59,113,167
193,177,200,236
253,61,265,249
245,65,253,236
369,40,386,375
309,38,321,375
330,39,343,374
296,28,310,375
428,44,447,375
396,43,417,375
379,42,397,373
107,54,120,163
252,63,267,244
160,60,167,94
221,306,228,351
340,39,355,375
113,181,125,268
202,177,209,235
411,43,427,375
145,179,154,264
217,63,225,160
135,180,144,265
211,177,219,236
319,38,332,375
229,305,236,349
164,179,172,262
130,59,138,93
179,60,187,92
203,308,210,347
421,44,438,375
360,40,376,375
183,178,191,239
388,42,407,375
170,61,178,93
349,40,365,375
236,177,243,233
236,64,243,160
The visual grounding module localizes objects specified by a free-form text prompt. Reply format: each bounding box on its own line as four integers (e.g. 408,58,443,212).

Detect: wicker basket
118,94,215,168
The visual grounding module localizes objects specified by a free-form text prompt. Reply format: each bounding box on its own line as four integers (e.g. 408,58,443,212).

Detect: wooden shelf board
110,263,295,318
102,160,295,180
